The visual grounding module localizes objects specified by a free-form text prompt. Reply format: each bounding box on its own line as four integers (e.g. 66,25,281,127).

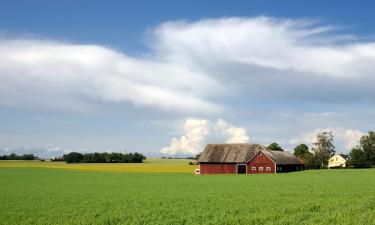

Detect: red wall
247,152,275,174
199,163,236,174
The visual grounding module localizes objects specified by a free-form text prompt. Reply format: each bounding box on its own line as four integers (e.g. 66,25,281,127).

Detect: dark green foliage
349,131,375,167
292,144,318,169
293,144,310,157
267,142,283,151
0,153,36,160
312,131,335,167
63,152,146,163
303,153,322,169
63,152,84,163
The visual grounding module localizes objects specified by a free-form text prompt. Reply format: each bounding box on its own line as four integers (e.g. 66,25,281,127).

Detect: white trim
274,164,276,174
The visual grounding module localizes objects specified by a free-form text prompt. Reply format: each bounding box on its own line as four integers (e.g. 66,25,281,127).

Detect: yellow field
0,158,198,173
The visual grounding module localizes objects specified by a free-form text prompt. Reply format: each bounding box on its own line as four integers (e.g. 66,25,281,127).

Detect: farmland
0,161,374,225
0,158,195,173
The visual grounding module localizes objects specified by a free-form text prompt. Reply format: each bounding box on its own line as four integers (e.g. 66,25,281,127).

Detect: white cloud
160,118,210,155
214,119,249,143
152,17,375,103
0,40,221,113
161,118,249,155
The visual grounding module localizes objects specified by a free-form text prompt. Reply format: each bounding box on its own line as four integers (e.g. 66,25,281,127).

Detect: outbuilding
197,143,303,174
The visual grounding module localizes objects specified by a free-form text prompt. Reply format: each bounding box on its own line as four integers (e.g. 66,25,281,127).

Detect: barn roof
260,150,303,165
197,144,267,163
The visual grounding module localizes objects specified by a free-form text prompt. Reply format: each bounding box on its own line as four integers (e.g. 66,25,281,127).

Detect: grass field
0,161,374,225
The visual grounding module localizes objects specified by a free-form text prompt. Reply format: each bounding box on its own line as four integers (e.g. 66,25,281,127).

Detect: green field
0,161,374,225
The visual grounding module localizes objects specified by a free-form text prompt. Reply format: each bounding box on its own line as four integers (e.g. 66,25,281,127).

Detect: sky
1,0,375,157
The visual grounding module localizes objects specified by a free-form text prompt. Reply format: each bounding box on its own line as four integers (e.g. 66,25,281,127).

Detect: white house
328,154,349,168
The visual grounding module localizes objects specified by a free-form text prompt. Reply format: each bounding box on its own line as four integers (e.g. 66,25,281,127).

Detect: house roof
197,143,265,163
338,154,349,160
259,150,303,165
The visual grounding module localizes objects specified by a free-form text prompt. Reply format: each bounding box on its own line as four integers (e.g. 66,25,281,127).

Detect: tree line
290,131,375,169
0,153,36,160
63,152,146,163
267,131,375,169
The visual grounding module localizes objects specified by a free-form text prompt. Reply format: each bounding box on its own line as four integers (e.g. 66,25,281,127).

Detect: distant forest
63,152,146,163
0,152,146,163
0,153,36,160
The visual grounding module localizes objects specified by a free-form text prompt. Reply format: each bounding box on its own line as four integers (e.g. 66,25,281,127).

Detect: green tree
349,131,375,167
312,131,335,167
267,142,283,151
349,147,367,168
359,131,375,165
293,144,310,157
63,152,84,163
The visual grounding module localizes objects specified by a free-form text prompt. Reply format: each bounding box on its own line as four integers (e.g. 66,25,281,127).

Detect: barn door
237,164,246,174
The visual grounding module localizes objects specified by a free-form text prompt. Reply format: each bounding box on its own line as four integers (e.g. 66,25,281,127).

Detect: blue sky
1,0,375,157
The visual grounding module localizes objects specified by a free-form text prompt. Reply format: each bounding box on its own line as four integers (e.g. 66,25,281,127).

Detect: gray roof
260,150,303,165
198,143,303,165
197,144,267,163
339,154,349,160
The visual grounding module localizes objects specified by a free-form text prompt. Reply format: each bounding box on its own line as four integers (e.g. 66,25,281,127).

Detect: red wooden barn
197,144,303,174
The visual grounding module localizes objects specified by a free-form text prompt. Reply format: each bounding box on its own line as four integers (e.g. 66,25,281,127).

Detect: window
251,167,256,171
266,167,271,171
259,167,264,171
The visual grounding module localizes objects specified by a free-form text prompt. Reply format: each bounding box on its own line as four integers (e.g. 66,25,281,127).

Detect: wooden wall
247,152,275,174
199,163,236,174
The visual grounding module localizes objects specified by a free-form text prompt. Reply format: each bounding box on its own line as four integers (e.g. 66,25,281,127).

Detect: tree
63,152,84,163
349,147,368,168
348,131,375,167
293,144,310,157
267,142,283,151
359,131,375,165
312,131,335,167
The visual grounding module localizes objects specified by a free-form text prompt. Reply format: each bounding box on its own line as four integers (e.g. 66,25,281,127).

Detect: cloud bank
0,40,220,113
1,16,375,115
160,118,249,155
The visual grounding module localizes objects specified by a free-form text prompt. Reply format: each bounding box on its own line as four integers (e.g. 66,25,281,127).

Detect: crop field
0,158,196,173
0,161,374,225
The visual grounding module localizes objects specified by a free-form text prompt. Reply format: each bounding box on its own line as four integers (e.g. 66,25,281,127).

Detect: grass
0,161,374,225
0,158,197,173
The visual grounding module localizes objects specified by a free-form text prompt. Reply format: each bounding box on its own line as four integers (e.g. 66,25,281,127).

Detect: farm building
328,153,349,168
197,143,303,174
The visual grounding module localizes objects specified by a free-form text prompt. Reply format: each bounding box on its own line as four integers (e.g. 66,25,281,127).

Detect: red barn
197,143,303,174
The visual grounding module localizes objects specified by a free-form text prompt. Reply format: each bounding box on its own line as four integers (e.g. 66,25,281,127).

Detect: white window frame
266,167,271,171
259,167,264,171
251,167,256,171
